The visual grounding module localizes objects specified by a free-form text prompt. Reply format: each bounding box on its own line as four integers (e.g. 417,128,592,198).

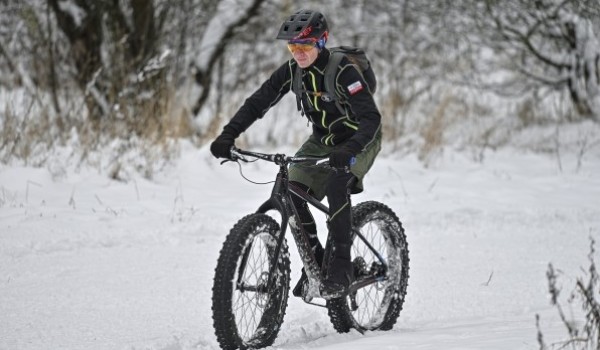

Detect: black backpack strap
324,50,346,115
292,65,304,115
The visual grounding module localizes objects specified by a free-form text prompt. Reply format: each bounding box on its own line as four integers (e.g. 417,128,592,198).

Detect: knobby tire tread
212,214,290,350
326,201,410,333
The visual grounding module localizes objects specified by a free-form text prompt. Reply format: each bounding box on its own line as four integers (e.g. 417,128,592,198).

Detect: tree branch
192,0,267,115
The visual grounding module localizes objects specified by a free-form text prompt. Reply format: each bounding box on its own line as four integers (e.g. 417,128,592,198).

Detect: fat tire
327,201,409,333
212,213,290,350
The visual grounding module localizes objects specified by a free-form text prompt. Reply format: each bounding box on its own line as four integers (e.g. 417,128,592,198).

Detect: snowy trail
1,147,598,349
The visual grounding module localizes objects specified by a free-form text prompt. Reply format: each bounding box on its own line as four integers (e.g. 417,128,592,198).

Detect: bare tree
2,0,598,171
478,0,600,120
47,0,167,122
190,0,269,115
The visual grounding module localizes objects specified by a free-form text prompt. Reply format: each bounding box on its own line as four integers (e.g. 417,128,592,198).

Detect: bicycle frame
231,148,388,302
255,162,328,299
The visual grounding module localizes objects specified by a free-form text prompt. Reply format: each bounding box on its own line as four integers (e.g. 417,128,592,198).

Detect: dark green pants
288,131,381,254
289,131,382,200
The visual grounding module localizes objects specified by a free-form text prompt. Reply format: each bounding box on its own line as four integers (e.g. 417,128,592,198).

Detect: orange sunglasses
287,39,318,53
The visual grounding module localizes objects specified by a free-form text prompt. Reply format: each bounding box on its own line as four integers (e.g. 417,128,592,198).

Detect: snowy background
1,1,600,349
1,141,599,350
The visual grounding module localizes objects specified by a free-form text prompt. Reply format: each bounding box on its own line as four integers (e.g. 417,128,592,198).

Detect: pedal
302,294,313,303
320,283,349,300
301,283,313,303
300,282,329,308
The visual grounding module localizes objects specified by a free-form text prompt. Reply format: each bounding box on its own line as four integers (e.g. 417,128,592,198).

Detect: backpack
291,46,377,115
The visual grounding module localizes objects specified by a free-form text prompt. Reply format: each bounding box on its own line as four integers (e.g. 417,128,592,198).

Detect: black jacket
223,49,381,154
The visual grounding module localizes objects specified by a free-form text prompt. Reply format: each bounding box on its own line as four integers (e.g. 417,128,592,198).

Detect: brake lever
216,147,244,165
315,158,330,166
228,147,250,163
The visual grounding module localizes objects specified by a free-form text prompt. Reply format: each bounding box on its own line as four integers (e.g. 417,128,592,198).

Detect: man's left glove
210,132,235,160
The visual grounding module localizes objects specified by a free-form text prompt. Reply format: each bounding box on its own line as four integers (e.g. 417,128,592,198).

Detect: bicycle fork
259,193,324,300
251,171,323,299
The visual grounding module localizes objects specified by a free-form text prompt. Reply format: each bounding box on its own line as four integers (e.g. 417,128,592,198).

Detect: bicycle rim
232,232,276,342
213,213,290,350
350,211,405,329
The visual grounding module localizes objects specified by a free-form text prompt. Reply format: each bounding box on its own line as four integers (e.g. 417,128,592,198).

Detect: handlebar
230,147,326,166
229,147,356,168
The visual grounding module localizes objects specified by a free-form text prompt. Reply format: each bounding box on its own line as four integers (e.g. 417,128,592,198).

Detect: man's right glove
329,139,362,168
329,148,355,168
210,132,235,159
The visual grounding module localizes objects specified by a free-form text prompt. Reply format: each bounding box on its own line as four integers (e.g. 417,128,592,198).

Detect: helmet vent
276,9,329,40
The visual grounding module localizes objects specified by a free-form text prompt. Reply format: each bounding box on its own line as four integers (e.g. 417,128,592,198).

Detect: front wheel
327,201,410,333
212,213,290,350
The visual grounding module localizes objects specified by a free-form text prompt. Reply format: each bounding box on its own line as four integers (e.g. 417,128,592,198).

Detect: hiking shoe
321,256,354,298
292,269,308,297
294,245,324,298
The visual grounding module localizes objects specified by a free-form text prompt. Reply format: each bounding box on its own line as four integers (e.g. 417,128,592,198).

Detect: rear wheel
212,214,290,349
327,201,409,333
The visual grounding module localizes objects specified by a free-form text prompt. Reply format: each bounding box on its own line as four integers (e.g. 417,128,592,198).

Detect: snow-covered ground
1,144,599,350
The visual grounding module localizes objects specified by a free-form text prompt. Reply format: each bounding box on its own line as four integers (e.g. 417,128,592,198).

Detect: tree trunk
48,0,102,92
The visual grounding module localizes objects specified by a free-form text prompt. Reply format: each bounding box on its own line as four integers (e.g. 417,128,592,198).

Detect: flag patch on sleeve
347,81,363,95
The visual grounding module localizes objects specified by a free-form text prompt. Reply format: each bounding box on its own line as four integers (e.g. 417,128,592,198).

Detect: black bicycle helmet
276,9,328,41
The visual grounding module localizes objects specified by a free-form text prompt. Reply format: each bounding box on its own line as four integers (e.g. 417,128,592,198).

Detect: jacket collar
310,48,330,71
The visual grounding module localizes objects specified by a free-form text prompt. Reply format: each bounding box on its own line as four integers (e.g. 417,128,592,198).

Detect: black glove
329,148,355,168
330,140,362,168
210,132,235,159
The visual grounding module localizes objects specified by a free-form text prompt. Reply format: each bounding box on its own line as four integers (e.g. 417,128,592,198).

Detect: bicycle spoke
213,213,289,350
349,217,400,328
231,233,274,342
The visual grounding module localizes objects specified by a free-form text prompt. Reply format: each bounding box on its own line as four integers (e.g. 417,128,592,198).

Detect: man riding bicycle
210,9,382,297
